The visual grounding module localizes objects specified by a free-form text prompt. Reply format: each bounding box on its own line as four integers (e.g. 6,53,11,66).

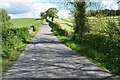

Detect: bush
48,18,120,75
32,25,39,31
105,20,120,42
2,27,31,58
47,19,61,29
47,19,69,37
52,30,120,75
71,33,120,75
0,8,13,28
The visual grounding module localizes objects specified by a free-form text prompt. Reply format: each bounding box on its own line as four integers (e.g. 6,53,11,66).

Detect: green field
54,16,120,34
87,16,119,24
54,18,74,34
10,18,43,28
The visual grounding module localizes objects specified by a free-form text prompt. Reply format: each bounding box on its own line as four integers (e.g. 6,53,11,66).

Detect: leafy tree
46,8,58,21
71,2,89,35
55,14,59,18
0,8,13,28
40,12,47,19
87,9,119,17
62,1,94,35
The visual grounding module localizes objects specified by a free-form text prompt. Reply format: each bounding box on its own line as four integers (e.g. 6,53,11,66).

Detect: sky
0,0,119,18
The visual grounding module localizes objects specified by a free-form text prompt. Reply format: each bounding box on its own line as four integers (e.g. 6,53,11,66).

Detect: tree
71,2,88,35
46,8,58,21
55,14,59,18
57,1,104,35
62,1,92,35
0,8,13,28
40,12,47,19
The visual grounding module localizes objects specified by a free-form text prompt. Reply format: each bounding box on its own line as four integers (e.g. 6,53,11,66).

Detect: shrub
47,19,61,29
47,19,69,37
104,20,120,42
48,18,120,75
71,33,120,75
2,27,31,58
32,25,39,31
0,8,13,28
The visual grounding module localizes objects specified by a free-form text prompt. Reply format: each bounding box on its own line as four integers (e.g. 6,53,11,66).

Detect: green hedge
31,25,39,31
47,19,61,30
71,33,120,75
2,27,31,58
48,19,120,75
47,19,69,37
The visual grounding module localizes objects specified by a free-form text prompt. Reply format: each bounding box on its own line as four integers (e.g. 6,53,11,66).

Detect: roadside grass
10,18,43,28
56,33,120,77
48,16,120,77
1,18,44,76
55,34,117,76
2,30,38,75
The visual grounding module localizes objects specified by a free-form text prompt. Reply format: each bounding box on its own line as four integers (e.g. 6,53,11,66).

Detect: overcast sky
0,0,119,18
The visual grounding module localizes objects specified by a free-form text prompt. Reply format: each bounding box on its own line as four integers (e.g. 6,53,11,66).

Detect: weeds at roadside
48,19,120,76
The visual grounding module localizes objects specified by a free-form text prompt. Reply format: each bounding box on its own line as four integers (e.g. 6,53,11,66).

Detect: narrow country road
3,21,113,79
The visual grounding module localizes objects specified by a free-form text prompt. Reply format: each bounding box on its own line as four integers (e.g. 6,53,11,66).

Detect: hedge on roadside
47,19,120,75
2,27,31,58
47,19,69,37
71,33,120,75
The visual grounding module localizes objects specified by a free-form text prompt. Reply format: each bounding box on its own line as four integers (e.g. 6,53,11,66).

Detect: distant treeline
87,9,120,17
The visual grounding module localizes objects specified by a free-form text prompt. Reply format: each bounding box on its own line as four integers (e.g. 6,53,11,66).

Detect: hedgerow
2,27,31,58
48,20,120,75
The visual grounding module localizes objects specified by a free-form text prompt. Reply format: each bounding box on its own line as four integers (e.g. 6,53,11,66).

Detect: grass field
87,16,119,24
10,18,43,28
54,18,74,34
54,16,120,34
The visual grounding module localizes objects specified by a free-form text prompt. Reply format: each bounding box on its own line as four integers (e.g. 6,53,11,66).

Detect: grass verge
47,20,120,78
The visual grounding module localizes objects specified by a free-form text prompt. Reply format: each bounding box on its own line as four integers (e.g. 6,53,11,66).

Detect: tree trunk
52,16,54,21
74,2,86,35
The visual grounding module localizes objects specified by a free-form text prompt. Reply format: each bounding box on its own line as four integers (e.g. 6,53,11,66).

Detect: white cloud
31,2,58,13
0,0,10,8
0,0,38,3
0,0,72,18
9,12,37,19
58,9,73,18
101,1,118,10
